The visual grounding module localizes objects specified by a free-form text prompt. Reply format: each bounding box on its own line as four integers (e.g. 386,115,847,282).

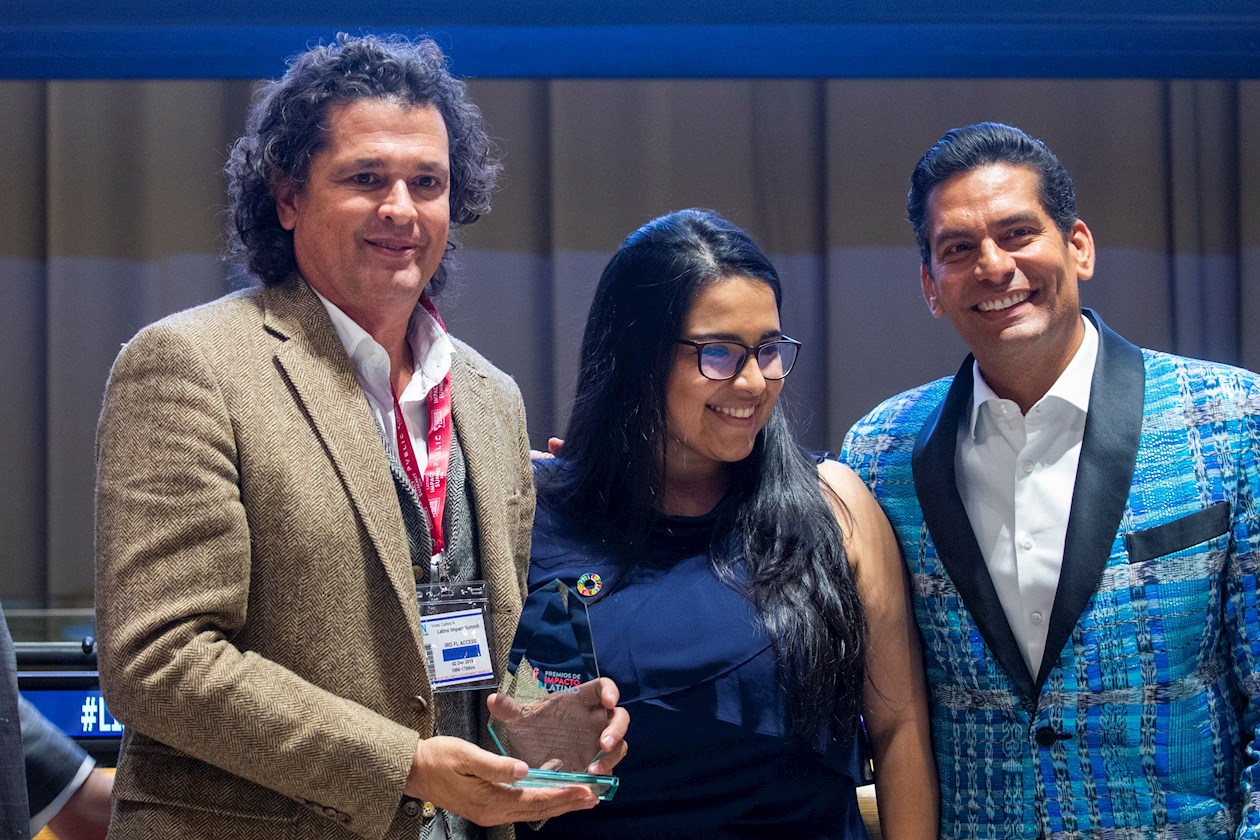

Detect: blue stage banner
21,687,124,739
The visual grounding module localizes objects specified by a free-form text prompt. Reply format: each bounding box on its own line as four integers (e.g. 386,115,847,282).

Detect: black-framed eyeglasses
676,336,802,381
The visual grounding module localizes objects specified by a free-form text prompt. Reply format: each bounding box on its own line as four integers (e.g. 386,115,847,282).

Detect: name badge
417,581,497,693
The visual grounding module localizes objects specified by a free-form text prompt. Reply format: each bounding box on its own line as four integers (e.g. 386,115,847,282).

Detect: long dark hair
541,208,866,741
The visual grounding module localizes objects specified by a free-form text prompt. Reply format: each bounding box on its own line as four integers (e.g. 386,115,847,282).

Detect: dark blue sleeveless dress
520,469,868,839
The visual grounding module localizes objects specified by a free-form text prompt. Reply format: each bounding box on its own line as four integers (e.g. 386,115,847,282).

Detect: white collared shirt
955,315,1098,677
313,289,453,467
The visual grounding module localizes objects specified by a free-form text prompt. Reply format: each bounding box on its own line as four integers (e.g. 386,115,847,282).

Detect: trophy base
512,768,619,801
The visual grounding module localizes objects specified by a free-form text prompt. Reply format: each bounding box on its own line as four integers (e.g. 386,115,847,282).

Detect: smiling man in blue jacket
842,122,1260,839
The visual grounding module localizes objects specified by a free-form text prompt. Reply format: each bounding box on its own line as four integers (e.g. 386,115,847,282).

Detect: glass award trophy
488,579,619,800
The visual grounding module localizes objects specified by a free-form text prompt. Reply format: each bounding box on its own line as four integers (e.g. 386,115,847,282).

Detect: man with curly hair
95,34,624,840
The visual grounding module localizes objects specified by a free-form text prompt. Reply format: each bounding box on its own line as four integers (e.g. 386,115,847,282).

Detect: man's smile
975,290,1032,313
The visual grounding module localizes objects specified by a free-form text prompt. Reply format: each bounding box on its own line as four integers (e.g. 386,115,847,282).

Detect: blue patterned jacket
841,310,1260,839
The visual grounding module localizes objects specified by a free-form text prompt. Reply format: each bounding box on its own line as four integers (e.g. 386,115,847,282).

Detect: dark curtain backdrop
2,77,1257,608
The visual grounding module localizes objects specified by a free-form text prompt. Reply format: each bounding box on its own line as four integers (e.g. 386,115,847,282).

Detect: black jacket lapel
1035,309,1144,688
913,359,1038,703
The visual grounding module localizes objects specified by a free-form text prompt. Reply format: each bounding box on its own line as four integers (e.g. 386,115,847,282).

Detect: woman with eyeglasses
521,209,936,838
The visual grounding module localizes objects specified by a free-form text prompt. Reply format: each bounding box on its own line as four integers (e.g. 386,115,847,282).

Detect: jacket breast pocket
1124,501,1230,564
1115,501,1231,681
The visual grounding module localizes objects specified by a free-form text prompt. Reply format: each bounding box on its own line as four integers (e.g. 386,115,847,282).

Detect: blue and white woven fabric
841,309,1260,839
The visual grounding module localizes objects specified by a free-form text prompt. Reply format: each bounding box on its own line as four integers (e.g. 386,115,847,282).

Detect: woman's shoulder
815,456,860,493
814,456,897,570
528,467,612,584
815,457,878,518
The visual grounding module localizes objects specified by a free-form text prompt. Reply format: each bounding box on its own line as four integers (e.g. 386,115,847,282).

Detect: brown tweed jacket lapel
449,341,530,679
262,280,424,657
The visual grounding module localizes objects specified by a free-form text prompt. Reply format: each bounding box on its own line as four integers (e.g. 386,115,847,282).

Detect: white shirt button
1021,537,1034,551
1022,461,1034,474
1031,611,1044,625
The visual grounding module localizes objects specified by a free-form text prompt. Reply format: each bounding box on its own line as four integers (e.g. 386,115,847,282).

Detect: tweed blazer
842,310,1260,839
95,277,533,840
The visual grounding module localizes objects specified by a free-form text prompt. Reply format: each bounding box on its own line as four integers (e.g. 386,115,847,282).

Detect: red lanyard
393,292,453,567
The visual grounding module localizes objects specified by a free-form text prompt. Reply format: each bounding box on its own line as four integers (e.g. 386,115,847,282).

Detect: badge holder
417,581,498,693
